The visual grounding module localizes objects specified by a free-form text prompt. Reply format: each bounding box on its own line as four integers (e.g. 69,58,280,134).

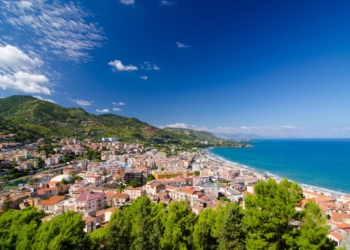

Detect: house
75,191,106,214
327,232,344,247
330,211,350,225
0,194,29,209
168,186,204,206
83,215,97,234
95,207,117,225
123,187,144,201
48,181,68,195
36,196,65,213
37,187,59,198
144,181,166,195
197,182,219,197
106,192,129,207
87,175,102,187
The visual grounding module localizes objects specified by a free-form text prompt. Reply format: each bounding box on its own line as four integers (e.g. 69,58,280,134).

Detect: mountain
162,127,219,141
0,95,219,142
213,133,263,139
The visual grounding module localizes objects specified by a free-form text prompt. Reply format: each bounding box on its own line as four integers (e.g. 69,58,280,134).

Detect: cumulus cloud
96,109,109,113
0,0,105,62
120,0,135,5
108,60,138,71
112,101,125,106
33,95,55,103
113,108,121,111
0,71,50,94
0,45,42,70
0,44,51,94
142,61,160,71
140,75,148,80
176,42,189,48
71,99,94,106
166,123,188,129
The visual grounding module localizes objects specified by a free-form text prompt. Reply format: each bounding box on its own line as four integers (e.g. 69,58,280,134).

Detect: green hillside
0,95,219,142
162,127,219,140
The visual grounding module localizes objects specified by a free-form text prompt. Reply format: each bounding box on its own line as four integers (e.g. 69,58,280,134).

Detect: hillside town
0,136,349,247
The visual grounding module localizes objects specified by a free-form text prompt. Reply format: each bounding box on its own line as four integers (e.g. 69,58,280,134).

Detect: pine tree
243,178,303,250
217,203,246,250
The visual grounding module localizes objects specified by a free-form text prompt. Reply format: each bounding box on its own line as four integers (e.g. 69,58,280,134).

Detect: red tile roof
38,196,65,205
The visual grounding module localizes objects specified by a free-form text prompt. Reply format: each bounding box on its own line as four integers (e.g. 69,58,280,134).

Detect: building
102,137,118,142
153,170,194,180
36,196,65,213
37,187,59,198
123,187,144,201
106,192,129,207
75,191,106,214
197,182,219,197
123,169,144,184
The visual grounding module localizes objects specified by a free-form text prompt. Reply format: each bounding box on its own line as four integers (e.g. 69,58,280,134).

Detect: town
0,135,349,248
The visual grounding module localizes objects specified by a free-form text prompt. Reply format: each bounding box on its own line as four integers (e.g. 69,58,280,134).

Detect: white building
102,137,119,142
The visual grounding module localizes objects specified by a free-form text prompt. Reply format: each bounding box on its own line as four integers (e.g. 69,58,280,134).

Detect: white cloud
159,0,175,6
0,45,42,71
96,109,109,113
120,0,135,5
33,95,55,103
176,42,189,48
140,75,148,80
166,123,188,129
0,71,50,94
113,108,121,111
0,44,51,94
143,61,160,70
0,0,105,62
71,99,94,106
17,1,33,9
112,101,126,106
108,60,138,71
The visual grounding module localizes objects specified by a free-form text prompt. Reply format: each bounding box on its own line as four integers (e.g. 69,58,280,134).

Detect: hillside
162,127,219,141
0,95,219,142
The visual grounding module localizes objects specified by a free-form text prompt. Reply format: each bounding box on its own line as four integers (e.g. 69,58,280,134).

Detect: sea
209,139,350,194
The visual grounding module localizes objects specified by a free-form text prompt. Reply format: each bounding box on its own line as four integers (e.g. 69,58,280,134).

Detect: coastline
202,147,349,198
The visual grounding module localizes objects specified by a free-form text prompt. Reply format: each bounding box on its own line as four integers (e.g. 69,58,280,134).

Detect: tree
105,208,132,250
193,208,218,250
1,195,12,211
243,178,303,250
61,178,68,185
32,211,90,250
130,178,141,188
89,227,107,250
0,207,45,250
294,200,335,250
160,200,196,249
217,203,246,250
146,175,155,182
194,171,200,176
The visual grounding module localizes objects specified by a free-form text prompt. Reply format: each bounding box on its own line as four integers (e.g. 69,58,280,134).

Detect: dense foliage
0,179,335,250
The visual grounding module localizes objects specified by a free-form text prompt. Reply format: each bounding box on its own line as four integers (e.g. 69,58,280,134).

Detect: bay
209,139,350,194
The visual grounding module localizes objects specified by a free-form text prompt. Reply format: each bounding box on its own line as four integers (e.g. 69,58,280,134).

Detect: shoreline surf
203,147,349,198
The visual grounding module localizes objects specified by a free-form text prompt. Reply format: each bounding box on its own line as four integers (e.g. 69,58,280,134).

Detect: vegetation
0,95,220,143
0,178,334,250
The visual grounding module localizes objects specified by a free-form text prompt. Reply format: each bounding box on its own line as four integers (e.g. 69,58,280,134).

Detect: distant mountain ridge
0,95,219,142
162,127,219,141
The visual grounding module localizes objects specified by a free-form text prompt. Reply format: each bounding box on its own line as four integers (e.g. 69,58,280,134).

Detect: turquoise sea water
209,139,350,194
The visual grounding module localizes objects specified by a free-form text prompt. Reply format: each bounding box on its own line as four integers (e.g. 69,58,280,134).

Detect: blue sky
1,0,350,138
